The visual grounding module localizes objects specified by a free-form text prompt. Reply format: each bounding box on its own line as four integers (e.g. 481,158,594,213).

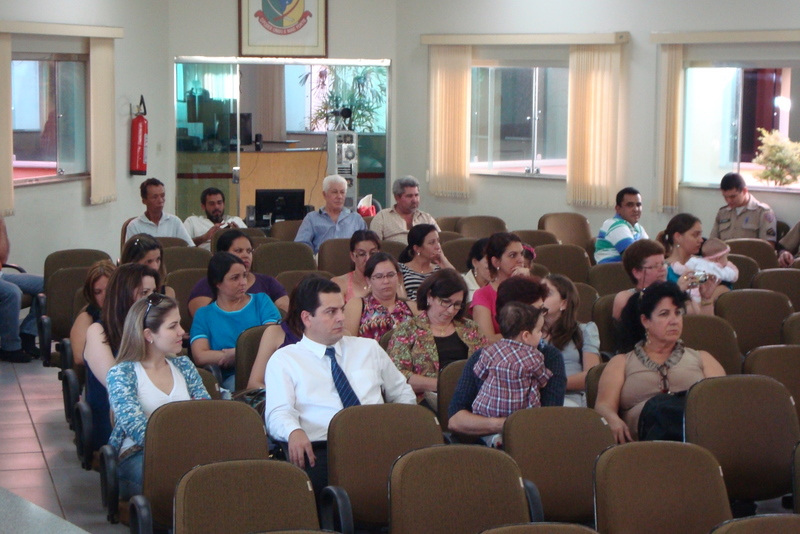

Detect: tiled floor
0,359,125,534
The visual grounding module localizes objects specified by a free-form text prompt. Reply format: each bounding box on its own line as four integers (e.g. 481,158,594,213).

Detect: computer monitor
254,189,306,227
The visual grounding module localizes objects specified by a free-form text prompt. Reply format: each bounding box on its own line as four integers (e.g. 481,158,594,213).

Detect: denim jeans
0,273,44,351
118,449,144,500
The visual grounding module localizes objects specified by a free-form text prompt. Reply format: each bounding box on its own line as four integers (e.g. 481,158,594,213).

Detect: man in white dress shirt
263,275,415,494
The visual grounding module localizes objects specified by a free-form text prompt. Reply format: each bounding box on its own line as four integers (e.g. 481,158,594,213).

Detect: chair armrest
320,485,354,534
74,400,94,470
99,444,120,523
62,369,80,430
128,495,153,534
58,338,73,373
523,478,544,523
2,263,26,273
38,315,52,367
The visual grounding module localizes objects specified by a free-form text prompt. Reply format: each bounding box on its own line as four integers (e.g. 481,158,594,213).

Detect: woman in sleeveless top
595,281,725,443
344,252,417,341
398,224,453,301
107,294,210,499
331,230,381,303
71,260,116,367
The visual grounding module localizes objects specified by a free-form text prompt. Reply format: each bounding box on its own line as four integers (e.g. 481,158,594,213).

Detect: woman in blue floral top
107,294,210,499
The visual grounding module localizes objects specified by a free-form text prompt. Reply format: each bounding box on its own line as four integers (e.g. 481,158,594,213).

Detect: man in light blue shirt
594,187,648,264
295,174,366,253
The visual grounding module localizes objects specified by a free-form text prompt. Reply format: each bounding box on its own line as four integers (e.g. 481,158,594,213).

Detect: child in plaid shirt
472,302,552,418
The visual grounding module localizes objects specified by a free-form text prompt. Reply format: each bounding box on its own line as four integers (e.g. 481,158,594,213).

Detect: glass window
469,66,568,177
11,58,87,182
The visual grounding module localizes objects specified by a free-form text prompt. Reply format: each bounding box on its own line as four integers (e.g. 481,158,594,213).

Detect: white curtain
256,65,286,142
566,44,624,207
656,44,684,213
0,33,13,216
428,45,471,198
89,37,117,205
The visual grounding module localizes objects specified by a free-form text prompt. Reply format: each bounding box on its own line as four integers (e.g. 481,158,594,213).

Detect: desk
0,487,88,533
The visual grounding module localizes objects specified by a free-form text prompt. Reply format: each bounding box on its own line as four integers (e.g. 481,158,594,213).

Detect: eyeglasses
143,293,165,328
658,366,670,394
436,297,464,310
354,250,379,259
371,271,398,281
641,261,669,271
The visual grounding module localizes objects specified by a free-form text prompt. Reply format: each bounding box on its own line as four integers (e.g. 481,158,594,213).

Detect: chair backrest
784,312,800,344
438,230,463,244
503,407,614,523
379,239,407,261
709,514,800,534
317,238,353,276
252,241,316,278
162,246,211,273
726,238,779,269
46,266,91,339
584,362,607,409
121,217,136,253
269,220,304,241
436,359,467,434
752,268,800,311
714,289,794,355
156,237,189,249
594,441,731,534
174,459,318,534
574,283,599,325
165,268,207,334
442,237,478,274
684,375,800,501
195,368,222,400
587,263,634,297
389,445,532,534
743,344,800,421
512,229,560,247
534,244,591,284
211,227,267,253
328,404,444,526
538,212,593,250
455,216,508,238
591,294,616,354
480,525,597,534
436,216,462,233
529,263,550,279
235,325,268,392
681,314,742,375
727,253,760,290
142,400,269,528
43,248,111,288
275,270,334,294
252,235,279,250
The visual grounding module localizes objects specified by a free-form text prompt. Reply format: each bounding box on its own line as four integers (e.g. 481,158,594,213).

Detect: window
469,66,568,176
11,56,88,182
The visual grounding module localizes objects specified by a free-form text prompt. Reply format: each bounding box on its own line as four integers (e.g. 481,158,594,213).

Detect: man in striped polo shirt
594,187,648,264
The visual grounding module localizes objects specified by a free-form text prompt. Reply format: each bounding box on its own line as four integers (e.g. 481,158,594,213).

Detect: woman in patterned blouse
389,269,487,401
344,252,417,340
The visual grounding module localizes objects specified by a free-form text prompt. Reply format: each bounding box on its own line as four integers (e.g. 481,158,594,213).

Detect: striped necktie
326,346,361,408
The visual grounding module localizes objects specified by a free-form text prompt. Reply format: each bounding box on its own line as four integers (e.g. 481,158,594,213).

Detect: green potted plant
753,128,800,187
299,65,387,132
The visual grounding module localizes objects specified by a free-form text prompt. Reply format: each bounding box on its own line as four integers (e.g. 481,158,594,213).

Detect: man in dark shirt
448,276,566,437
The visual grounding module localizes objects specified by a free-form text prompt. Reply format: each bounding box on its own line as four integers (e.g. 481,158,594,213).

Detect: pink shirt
470,284,499,334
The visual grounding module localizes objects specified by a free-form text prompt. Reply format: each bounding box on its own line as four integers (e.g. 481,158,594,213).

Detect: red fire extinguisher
130,95,148,175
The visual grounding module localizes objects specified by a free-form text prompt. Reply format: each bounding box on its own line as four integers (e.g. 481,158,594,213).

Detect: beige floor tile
0,468,52,490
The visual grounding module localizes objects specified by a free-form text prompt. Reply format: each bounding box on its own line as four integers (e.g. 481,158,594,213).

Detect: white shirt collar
299,334,340,359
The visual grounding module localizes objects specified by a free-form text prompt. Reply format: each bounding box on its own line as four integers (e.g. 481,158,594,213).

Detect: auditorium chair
276,270,334,294
210,227,267,252
714,289,794,355
752,268,800,311
538,212,593,254
252,241,316,277
379,239,406,261
162,246,211,272
512,229,560,247
584,362,607,409
709,514,800,533
534,244,591,283
587,262,633,297
725,238,779,269
455,215,508,238
574,283,599,324
481,525,597,534
234,324,269,393
743,345,800,421
783,312,800,344
681,314,742,376
164,268,206,333
317,238,353,276
436,216,462,233
442,237,478,274
38,265,91,367
155,237,188,249
591,294,616,356
436,359,470,441
438,230,463,243
727,254,759,290
269,220,304,241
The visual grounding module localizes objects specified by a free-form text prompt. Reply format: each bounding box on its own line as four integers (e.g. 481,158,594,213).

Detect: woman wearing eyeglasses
389,269,487,401
188,229,288,317
190,252,281,392
107,294,211,499
331,230,382,303
344,252,417,340
595,281,725,444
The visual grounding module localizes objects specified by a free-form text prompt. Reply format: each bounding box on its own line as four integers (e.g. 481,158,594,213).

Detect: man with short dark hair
183,187,245,250
125,178,194,245
594,187,648,264
370,175,440,244
263,276,415,494
709,172,776,244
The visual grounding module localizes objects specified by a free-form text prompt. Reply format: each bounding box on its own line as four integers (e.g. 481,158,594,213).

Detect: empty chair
681,315,742,376
743,345,800,421
39,266,91,366
455,215,508,238
684,375,800,504
162,246,211,272
714,289,794,355
538,212,593,251
270,220,304,241
584,362,607,409
438,230,463,244
574,282,599,324
251,235,279,249
726,238,779,269
252,241,316,278
752,268,800,311
234,325,269,392
436,216,462,232
389,445,542,534
379,239,407,261
173,459,345,534
317,238,353,276
512,229,560,247
709,515,800,533
324,404,443,529
276,270,334,294
43,248,111,287
503,407,614,524
592,294,616,355
727,254,760,290
587,263,633,297
534,244,591,283
164,268,207,334
594,441,731,534
784,312,800,344
442,237,478,276
155,236,188,249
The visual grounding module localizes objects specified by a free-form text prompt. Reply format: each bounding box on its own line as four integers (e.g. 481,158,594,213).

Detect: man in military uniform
709,172,776,245
778,221,800,267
